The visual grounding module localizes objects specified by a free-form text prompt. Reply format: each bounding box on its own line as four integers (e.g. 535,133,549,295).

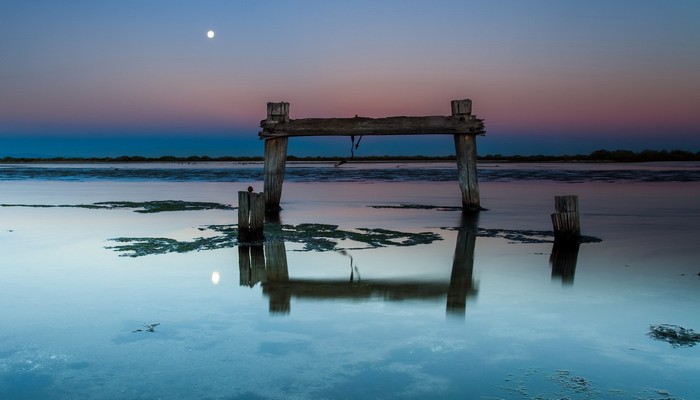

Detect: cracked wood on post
259,115,485,138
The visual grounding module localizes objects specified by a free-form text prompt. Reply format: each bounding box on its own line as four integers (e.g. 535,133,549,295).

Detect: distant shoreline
1,149,699,164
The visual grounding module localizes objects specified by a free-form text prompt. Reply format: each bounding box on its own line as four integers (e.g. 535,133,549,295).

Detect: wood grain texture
260,115,485,138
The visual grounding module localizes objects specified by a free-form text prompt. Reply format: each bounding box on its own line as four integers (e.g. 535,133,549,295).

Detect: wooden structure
260,99,486,212
549,195,581,284
550,195,581,242
237,191,265,242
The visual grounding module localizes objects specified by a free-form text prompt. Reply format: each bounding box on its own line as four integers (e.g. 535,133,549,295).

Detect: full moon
207,30,215,39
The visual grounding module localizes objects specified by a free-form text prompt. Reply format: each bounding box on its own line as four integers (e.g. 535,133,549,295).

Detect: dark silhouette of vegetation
1,149,699,164
479,149,700,162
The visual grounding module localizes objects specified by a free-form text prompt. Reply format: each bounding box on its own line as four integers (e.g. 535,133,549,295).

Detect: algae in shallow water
648,324,700,348
0,200,235,213
106,223,442,257
441,226,602,244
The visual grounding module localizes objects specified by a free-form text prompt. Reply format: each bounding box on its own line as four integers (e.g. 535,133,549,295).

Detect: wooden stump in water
551,195,580,242
238,191,265,243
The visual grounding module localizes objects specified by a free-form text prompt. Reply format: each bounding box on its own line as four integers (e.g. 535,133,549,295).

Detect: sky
1,0,699,157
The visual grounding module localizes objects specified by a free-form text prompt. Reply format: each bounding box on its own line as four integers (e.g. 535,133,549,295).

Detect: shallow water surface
1,164,699,399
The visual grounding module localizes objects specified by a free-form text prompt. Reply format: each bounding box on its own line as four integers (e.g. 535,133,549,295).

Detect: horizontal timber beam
259,115,485,139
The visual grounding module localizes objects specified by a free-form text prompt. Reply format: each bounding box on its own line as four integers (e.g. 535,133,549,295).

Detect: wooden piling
452,99,481,212
263,102,290,212
551,195,580,242
238,191,265,242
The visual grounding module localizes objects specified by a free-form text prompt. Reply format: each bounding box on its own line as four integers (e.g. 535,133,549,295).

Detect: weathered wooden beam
260,115,484,138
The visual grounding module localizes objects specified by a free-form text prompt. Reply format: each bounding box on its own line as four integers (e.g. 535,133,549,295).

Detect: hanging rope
336,134,363,167
350,135,364,158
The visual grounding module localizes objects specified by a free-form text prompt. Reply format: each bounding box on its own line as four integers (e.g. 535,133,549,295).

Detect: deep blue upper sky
1,0,699,157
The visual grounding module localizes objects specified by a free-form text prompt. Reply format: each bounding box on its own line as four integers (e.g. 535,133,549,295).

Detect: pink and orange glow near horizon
1,1,699,156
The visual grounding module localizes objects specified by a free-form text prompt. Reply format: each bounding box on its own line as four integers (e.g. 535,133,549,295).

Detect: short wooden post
551,195,581,242
263,102,289,212
452,99,481,212
238,191,265,242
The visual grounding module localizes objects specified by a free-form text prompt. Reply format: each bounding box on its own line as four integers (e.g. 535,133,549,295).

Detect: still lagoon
1,162,699,399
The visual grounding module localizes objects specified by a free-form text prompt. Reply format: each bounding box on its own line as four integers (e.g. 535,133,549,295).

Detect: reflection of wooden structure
447,213,479,317
259,100,486,212
238,219,479,316
550,241,580,285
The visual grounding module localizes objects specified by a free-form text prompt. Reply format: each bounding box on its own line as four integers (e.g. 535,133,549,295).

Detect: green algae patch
442,227,602,244
95,201,235,213
0,200,235,213
107,223,441,257
369,204,463,211
264,224,442,252
648,324,700,348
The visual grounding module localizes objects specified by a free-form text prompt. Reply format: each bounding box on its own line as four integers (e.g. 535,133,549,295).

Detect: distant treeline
2,149,699,163
481,149,700,162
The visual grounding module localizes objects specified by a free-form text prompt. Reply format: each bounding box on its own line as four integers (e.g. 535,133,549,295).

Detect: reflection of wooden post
263,102,289,212
238,191,265,242
452,99,481,212
551,195,581,242
265,241,290,314
550,241,580,285
447,212,479,318
238,245,266,287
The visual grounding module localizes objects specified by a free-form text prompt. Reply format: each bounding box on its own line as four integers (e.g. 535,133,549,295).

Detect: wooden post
452,99,481,212
238,191,265,242
263,102,289,212
551,195,581,242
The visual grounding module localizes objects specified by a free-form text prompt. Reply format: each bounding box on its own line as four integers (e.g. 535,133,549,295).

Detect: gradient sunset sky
1,0,699,157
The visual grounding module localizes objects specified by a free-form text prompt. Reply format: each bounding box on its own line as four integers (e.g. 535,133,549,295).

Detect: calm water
1,162,699,399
